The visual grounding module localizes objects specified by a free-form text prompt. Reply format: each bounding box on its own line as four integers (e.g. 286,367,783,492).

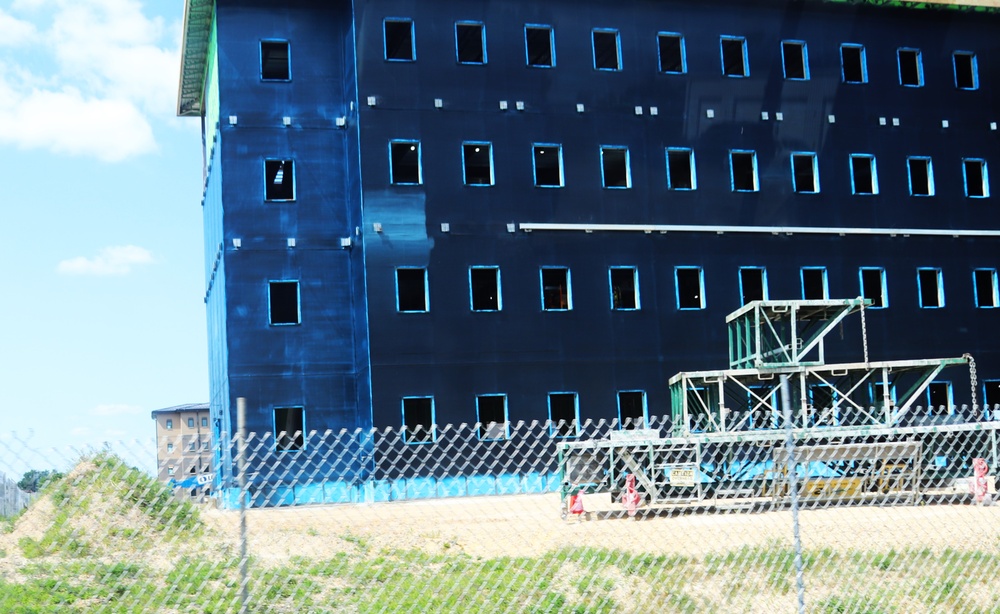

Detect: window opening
476,394,507,439
525,25,554,67
601,146,630,188
189,440,196,451
402,397,434,444
201,417,208,427
264,159,294,201
801,267,828,300
541,267,571,310
841,44,867,83
666,148,696,190
791,153,819,193
470,267,501,311
187,418,195,428
390,141,421,184
166,419,173,430
260,41,290,80
167,466,175,476
456,22,485,64
384,19,415,61
396,268,428,312
908,157,934,196
167,443,174,453
984,381,1000,417
927,382,952,415
610,267,639,310
974,269,998,308
898,48,923,86
533,144,563,187
658,33,685,73
860,268,887,308
274,407,304,451
721,36,748,77
850,154,878,195
268,281,300,325
782,41,808,80
676,267,705,310
463,142,493,186
963,159,989,198
592,29,621,71
618,391,646,429
730,150,758,192
917,268,944,308
954,51,978,90
739,267,767,305
548,393,578,437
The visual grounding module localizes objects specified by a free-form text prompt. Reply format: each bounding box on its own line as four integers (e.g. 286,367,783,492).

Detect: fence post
780,375,806,614
237,397,249,613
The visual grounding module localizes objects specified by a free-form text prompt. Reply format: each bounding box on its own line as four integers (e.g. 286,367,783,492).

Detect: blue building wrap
181,0,1000,505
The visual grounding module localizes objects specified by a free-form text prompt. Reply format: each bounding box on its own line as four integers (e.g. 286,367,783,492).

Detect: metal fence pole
780,375,806,614
237,397,249,613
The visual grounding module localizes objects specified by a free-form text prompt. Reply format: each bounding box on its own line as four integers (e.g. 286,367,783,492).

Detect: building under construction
177,0,1000,504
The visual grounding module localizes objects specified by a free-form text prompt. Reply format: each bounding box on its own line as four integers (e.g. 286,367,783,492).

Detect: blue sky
0,1,206,460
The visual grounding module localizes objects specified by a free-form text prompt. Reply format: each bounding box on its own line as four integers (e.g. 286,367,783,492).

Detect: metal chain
859,296,869,365
965,353,978,411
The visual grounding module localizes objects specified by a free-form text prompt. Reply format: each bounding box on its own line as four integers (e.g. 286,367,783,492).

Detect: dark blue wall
354,0,1000,429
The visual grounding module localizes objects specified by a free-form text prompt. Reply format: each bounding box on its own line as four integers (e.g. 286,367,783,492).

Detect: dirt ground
200,492,1000,564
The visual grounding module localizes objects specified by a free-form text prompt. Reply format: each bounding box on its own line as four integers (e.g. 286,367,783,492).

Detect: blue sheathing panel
437,476,467,498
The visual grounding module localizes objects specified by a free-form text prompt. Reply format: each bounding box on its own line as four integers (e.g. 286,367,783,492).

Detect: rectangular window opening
456,22,485,64
274,407,304,451
908,157,934,196
268,281,300,325
384,19,415,61
860,268,887,308
470,267,501,311
739,267,767,305
166,419,173,430
260,41,290,80
525,25,554,67
730,150,758,192
898,48,923,87
618,391,646,430
476,395,507,439
964,159,989,198
850,154,878,195
954,52,978,90
390,140,421,185
791,153,819,193
610,267,639,310
841,44,867,84
782,41,808,80
463,142,493,186
201,417,208,427
167,443,174,453
264,159,294,201
541,267,571,310
548,393,578,438
721,36,748,77
974,269,998,308
533,144,563,187
592,29,621,71
927,382,952,415
984,381,1000,416
187,418,194,428
667,148,696,190
601,146,630,188
801,267,828,300
676,267,705,310
402,397,434,444
917,268,944,308
658,33,685,74
396,268,428,312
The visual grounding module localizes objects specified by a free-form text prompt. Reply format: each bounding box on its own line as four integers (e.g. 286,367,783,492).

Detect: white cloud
57,245,155,276
0,0,180,161
91,404,143,417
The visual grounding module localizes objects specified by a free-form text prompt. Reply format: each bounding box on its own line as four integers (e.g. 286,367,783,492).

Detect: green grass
4,543,999,613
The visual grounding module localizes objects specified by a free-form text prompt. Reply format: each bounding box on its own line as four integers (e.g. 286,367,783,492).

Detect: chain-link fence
2,413,999,613
0,472,33,518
